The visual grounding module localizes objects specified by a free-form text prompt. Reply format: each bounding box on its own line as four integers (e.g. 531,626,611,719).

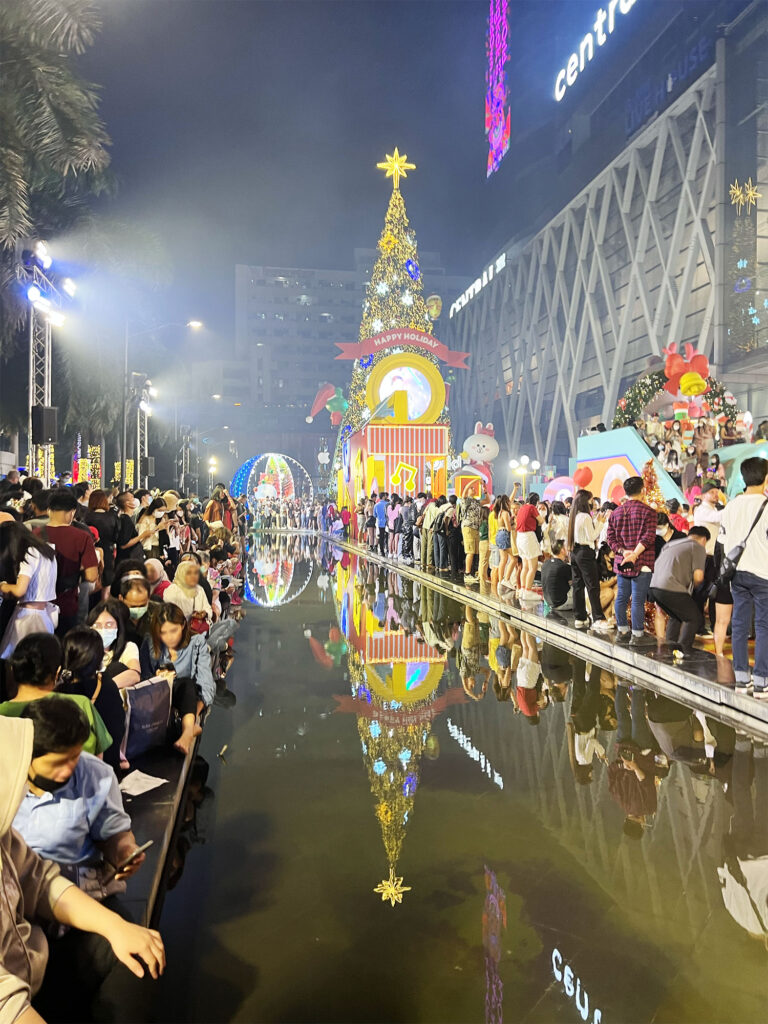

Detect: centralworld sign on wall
554,0,639,102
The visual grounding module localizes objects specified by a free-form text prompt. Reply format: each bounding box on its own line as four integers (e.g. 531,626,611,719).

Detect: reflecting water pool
138,534,768,1024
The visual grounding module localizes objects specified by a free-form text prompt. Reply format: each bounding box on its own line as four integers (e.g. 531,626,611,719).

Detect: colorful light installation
485,0,510,177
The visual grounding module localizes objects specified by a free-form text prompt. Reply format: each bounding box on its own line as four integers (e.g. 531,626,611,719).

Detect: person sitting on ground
163,560,213,632
87,599,141,688
0,715,165,1024
117,574,154,644
0,633,112,756
144,557,171,600
541,539,571,611
649,526,709,655
140,602,216,710
56,627,126,771
14,697,146,897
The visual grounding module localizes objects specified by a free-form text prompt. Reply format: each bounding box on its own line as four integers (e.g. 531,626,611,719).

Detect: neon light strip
485,0,510,177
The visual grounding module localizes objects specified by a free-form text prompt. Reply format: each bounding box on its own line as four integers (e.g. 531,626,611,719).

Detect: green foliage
0,0,111,352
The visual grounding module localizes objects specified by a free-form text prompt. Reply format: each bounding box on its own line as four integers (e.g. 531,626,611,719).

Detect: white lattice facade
449,69,719,469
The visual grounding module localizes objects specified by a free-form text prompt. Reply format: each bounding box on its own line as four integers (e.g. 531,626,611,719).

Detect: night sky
80,0,604,335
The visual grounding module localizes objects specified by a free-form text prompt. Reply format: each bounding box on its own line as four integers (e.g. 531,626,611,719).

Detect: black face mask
28,770,68,794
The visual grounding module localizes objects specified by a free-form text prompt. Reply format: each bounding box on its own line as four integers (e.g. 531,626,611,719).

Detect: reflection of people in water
515,632,549,725
490,616,519,701
567,661,608,785
608,741,661,839
460,605,490,700
718,738,768,941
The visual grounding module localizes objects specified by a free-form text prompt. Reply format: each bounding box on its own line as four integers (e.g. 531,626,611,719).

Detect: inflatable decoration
460,422,499,495
425,295,443,320
306,382,349,426
662,343,709,397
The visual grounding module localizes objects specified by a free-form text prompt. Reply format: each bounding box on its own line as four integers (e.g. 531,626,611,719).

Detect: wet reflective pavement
130,535,768,1024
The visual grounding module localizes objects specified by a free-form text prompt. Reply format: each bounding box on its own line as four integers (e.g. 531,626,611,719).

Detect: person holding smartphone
12,697,147,896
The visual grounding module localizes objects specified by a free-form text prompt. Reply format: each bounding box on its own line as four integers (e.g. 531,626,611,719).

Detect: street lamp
121,320,203,488
208,455,218,495
509,454,537,498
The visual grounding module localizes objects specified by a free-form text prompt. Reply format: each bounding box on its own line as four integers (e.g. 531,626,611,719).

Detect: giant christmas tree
333,149,452,467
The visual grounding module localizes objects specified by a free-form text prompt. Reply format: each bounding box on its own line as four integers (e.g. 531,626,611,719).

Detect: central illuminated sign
554,0,638,102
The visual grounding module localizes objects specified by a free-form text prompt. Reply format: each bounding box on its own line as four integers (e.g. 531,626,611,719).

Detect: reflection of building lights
446,719,504,789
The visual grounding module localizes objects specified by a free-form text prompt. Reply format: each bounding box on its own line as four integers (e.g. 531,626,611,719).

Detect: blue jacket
140,633,216,707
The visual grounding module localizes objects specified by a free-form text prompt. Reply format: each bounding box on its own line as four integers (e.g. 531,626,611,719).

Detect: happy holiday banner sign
335,328,470,369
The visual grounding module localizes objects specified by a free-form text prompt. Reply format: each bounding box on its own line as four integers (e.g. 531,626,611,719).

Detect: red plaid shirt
606,499,657,576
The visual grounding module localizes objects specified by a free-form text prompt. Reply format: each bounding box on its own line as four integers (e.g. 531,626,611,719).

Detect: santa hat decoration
306,382,337,423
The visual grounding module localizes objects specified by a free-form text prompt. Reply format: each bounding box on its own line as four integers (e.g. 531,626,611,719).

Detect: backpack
433,509,447,535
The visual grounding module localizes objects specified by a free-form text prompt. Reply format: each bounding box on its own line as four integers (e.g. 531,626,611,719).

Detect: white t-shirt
720,494,768,581
19,547,57,603
693,502,723,554
573,512,600,547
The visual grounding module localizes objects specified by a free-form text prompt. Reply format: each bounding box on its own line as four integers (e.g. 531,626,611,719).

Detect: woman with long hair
567,490,611,632
84,489,120,598
490,494,513,593
0,520,58,656
57,626,125,769
137,498,170,561
140,602,215,711
87,598,141,688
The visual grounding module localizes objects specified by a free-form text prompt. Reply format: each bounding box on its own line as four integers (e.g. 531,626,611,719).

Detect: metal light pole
121,319,202,489
21,262,63,487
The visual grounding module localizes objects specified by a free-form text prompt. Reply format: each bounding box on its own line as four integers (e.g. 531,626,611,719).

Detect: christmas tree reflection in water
331,556,466,905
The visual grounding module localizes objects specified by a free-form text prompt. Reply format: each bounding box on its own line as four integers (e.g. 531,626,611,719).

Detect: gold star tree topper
377,147,415,190
374,868,411,907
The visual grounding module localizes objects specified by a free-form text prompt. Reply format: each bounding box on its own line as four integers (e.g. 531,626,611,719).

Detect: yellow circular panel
365,662,445,705
365,353,446,425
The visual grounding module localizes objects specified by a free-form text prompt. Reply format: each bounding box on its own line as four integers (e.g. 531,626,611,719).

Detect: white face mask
155,510,165,519
96,626,118,648
656,528,667,536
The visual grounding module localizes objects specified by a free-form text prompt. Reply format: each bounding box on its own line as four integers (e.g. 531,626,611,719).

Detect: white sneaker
574,619,589,629
590,619,613,634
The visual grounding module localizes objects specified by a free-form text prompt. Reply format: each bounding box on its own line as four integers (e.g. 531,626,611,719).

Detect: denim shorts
496,528,511,550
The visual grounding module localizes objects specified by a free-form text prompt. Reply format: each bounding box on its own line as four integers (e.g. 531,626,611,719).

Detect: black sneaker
615,631,631,644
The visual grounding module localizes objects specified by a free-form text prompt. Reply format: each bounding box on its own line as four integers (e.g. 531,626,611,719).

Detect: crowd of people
0,470,248,1021
631,410,763,498
293,456,768,696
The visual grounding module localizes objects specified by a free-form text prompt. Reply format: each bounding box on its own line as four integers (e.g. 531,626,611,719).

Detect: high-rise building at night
449,0,768,474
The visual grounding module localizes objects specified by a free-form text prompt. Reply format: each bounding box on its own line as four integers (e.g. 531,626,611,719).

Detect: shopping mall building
447,0,768,475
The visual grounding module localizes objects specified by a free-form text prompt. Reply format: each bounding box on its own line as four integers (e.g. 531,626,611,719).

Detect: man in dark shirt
606,477,657,645
649,527,709,654
45,489,99,634
542,540,571,610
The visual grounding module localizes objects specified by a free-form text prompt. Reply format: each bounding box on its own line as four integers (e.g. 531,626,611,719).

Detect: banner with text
335,328,470,369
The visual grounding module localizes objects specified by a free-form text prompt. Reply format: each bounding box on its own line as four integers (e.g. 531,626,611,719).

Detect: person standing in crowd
566,490,611,632
720,457,768,696
204,484,237,532
45,489,99,635
84,489,119,601
419,494,439,572
0,521,58,656
374,492,389,557
461,494,482,585
665,498,689,533
606,476,657,644
387,494,402,558
515,492,544,597
400,496,416,565
137,498,170,562
443,495,461,575
114,492,144,564
649,526,710,655
73,481,92,522
694,481,723,556
541,540,571,611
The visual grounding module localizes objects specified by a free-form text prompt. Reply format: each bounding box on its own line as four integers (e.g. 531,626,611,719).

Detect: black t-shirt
116,513,142,562
541,558,571,608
